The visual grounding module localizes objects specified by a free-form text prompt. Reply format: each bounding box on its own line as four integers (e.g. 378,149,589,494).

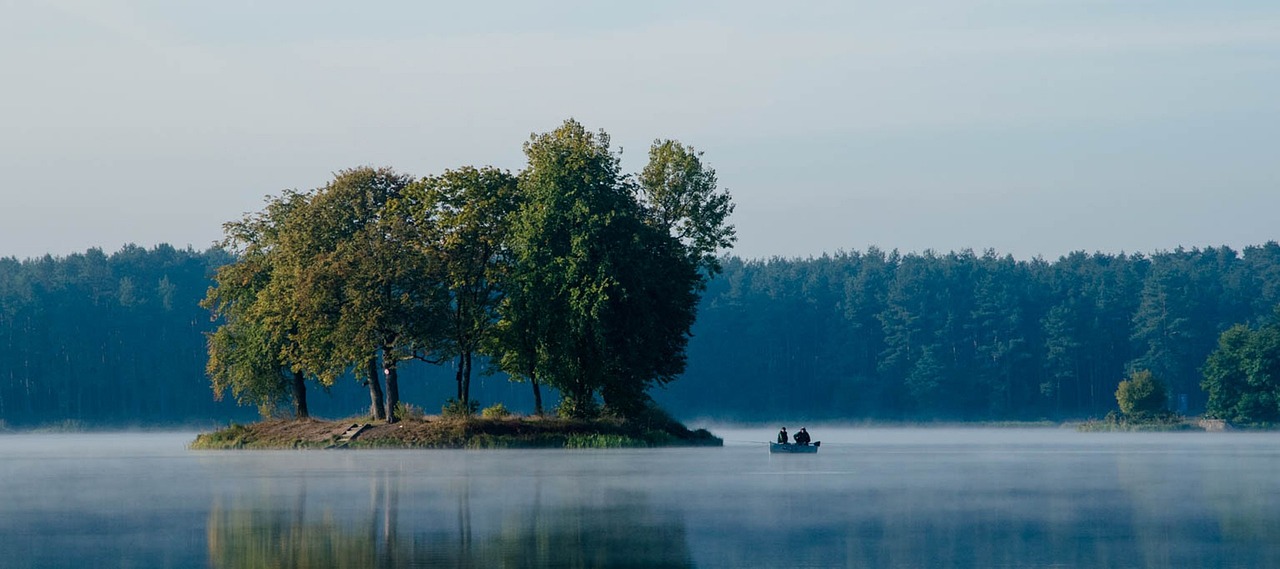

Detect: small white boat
769,441,820,454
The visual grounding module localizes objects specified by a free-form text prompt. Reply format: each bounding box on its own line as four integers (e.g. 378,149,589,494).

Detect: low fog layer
3,429,1279,567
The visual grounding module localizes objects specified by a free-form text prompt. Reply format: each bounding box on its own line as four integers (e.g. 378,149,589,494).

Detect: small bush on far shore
191,422,252,449
395,402,425,421
442,398,479,418
1077,410,1195,432
481,403,512,419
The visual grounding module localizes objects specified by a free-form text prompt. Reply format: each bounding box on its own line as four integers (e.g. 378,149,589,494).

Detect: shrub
1076,409,1192,432
191,423,251,449
565,433,645,448
1116,369,1167,415
555,397,600,419
395,402,425,421
442,398,479,418
480,403,512,419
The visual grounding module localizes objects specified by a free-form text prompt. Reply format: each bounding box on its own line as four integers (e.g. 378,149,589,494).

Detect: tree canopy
198,119,736,421
1202,312,1280,424
1114,369,1167,416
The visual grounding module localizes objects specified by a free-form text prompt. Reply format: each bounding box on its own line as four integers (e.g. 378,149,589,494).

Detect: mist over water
2,428,1279,568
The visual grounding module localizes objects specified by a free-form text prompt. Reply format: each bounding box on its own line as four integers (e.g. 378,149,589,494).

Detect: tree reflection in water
206,470,694,569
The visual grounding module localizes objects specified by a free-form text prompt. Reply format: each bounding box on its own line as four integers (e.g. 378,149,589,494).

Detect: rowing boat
769,441,820,453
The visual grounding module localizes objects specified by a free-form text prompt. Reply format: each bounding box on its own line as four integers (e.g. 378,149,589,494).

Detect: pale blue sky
2,1,1277,261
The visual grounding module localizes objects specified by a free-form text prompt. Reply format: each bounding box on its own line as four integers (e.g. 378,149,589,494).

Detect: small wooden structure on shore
327,423,369,449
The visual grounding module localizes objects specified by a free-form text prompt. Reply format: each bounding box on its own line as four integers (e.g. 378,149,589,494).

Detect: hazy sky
3,1,1277,261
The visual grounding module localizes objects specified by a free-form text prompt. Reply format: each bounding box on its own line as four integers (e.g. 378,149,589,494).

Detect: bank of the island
191,414,722,450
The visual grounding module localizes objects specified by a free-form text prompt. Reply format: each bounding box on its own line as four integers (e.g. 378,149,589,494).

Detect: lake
2,427,1279,568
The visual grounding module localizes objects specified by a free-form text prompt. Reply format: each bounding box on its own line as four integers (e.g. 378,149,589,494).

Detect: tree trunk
366,356,386,421
455,356,465,401
291,369,309,419
384,352,399,424
461,351,472,404
530,372,543,416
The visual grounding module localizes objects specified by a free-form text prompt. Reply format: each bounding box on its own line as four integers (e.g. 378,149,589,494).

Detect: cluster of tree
0,245,240,426
202,119,734,422
1201,308,1280,425
661,244,1280,420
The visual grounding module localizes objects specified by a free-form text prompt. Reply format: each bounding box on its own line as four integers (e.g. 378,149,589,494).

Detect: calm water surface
2,427,1279,568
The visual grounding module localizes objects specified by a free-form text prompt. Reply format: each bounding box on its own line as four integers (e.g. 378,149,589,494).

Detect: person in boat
777,427,789,444
794,427,811,446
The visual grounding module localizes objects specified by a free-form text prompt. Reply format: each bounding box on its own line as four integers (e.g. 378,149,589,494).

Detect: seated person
777,427,789,444
794,428,811,445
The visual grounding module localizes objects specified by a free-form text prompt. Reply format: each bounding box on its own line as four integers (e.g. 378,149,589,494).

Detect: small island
193,120,736,448
192,411,722,450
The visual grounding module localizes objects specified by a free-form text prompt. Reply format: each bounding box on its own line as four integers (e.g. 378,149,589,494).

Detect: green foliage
202,189,316,419
394,402,425,421
1076,409,1194,432
555,396,600,419
203,321,291,417
0,244,255,428
190,423,252,449
639,139,736,276
564,433,646,448
409,166,521,406
480,403,512,419
1202,320,1280,424
199,127,732,426
286,167,448,422
203,167,450,424
442,398,479,418
503,119,720,419
1115,369,1168,415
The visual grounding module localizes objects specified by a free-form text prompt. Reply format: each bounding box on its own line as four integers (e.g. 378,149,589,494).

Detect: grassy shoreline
190,415,724,450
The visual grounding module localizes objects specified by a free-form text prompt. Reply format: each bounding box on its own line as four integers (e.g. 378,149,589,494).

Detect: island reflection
206,471,695,569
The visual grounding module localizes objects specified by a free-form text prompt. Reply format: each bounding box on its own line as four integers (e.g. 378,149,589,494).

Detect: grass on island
1075,411,1202,432
190,411,723,450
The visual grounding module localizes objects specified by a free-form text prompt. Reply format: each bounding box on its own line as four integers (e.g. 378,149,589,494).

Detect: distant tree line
6,242,1279,427
0,245,238,426
661,244,1280,421
3,196,1279,426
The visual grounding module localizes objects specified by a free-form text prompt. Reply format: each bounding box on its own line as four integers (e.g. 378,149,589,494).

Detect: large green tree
407,166,521,407
202,191,317,419
1202,317,1280,424
638,139,736,277
502,120,729,418
281,167,448,423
